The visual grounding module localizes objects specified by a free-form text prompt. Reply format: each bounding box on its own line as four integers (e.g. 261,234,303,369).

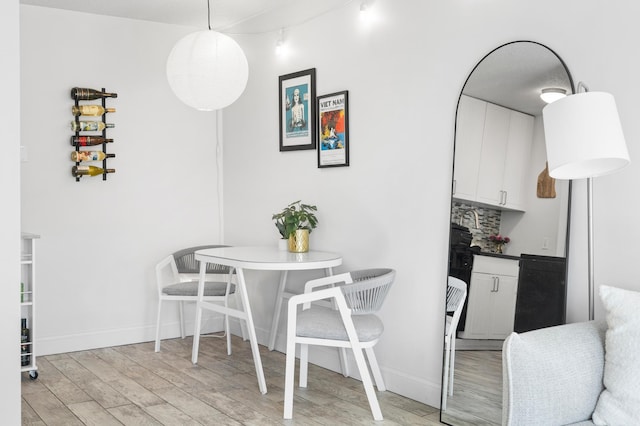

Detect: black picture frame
317,90,349,168
278,68,316,151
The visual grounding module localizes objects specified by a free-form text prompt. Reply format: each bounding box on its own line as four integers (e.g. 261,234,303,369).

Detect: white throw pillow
592,285,640,425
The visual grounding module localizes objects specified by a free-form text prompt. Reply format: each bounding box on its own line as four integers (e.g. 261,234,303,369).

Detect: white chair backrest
173,245,233,275
446,276,467,336
341,268,395,315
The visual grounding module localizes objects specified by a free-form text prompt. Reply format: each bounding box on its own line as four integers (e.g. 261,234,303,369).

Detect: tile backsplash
451,201,503,252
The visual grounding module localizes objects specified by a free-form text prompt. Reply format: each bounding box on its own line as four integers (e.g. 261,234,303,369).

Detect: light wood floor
440,350,502,426
22,335,442,425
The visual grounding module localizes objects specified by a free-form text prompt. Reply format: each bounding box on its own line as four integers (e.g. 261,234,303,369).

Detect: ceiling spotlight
540,88,567,104
275,28,285,55
360,0,374,19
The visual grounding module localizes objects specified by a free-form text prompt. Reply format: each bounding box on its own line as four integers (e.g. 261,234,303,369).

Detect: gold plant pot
288,229,309,253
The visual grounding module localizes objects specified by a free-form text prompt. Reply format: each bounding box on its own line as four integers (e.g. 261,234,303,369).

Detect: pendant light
166,0,249,111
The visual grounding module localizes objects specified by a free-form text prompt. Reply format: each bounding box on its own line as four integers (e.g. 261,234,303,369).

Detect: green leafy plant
272,200,318,239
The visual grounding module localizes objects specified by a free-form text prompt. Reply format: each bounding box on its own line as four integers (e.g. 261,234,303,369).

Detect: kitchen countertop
473,251,521,261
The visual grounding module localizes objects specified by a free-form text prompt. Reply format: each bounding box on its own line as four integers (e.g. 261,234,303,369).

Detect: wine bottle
71,105,116,116
70,87,118,100
70,121,115,132
21,318,30,367
71,151,116,162
70,136,114,147
72,165,115,177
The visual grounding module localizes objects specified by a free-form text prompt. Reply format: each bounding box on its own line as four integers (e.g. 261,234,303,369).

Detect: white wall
223,0,640,408
10,0,640,413
1,0,23,423
20,6,225,355
501,116,569,257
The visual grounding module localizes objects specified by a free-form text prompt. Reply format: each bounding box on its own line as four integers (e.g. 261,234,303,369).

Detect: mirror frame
440,40,575,425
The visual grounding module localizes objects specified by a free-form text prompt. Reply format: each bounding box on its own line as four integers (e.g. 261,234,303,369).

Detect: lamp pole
587,177,595,321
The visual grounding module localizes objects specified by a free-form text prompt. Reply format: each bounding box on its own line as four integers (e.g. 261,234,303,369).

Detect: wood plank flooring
440,350,502,426
22,335,442,425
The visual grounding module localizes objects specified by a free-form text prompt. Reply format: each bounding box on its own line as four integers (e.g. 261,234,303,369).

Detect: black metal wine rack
71,87,115,181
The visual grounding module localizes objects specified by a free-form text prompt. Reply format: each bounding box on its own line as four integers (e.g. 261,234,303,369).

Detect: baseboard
455,338,504,350
36,316,226,356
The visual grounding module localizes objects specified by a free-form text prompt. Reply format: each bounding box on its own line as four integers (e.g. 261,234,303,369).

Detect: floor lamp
542,83,630,320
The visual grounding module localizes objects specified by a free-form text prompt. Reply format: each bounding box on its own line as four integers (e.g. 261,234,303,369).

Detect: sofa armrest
502,321,606,426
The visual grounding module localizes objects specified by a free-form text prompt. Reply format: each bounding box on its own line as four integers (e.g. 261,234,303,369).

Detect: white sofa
502,321,607,426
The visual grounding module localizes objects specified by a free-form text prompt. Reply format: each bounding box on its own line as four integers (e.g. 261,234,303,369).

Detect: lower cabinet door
461,273,518,339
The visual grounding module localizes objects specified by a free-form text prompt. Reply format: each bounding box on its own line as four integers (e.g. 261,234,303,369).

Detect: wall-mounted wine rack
70,87,117,181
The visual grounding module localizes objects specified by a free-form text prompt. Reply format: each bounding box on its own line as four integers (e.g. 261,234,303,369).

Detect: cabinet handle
499,190,507,205
495,277,500,292
453,179,457,195
491,277,498,292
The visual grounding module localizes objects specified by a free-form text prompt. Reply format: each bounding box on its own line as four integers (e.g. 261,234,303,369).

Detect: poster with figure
279,68,316,151
317,91,349,168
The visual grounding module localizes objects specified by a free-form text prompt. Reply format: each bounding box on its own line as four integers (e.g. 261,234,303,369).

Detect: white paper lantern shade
166,30,249,111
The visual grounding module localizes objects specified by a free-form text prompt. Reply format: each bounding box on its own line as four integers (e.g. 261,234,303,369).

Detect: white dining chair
283,268,395,421
154,245,239,353
442,276,468,410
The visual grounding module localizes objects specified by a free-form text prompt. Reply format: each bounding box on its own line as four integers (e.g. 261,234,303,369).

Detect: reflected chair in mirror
283,268,396,421
442,276,468,410
155,245,241,353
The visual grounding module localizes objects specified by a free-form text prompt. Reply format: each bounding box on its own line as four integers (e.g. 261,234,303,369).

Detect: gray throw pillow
592,285,640,425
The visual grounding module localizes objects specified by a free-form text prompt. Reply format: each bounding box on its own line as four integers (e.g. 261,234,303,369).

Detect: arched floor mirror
441,41,574,425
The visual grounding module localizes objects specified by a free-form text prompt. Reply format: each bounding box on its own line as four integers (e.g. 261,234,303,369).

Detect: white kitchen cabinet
459,255,519,340
454,95,534,211
453,95,486,202
476,103,511,207
501,110,534,210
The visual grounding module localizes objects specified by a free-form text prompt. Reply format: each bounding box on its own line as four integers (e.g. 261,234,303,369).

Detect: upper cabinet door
453,95,486,202
476,103,511,206
502,110,534,210
453,95,534,211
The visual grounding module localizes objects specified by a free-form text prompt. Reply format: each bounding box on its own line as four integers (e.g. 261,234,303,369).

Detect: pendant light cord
207,0,212,30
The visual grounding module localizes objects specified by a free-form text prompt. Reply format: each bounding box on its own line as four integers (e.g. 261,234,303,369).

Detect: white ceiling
19,0,353,33
463,42,573,116
20,3,571,115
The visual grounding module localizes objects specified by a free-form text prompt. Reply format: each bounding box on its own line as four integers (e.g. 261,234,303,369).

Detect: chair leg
299,344,309,388
448,340,456,396
339,347,350,377
234,293,248,341
179,301,185,339
365,347,386,391
154,299,163,352
442,338,451,410
225,313,232,356
352,346,383,421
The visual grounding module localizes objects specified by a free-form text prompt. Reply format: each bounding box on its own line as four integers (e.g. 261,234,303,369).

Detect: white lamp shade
167,30,249,111
543,91,630,179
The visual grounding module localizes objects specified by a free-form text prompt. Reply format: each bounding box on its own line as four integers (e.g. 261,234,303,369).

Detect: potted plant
272,200,318,252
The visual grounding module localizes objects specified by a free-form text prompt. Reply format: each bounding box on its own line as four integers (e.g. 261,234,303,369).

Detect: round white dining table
191,246,342,394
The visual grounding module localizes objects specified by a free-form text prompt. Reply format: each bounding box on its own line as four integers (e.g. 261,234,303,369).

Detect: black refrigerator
514,254,567,333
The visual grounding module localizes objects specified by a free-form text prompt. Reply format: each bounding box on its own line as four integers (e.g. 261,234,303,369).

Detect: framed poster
317,90,349,168
279,68,316,151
